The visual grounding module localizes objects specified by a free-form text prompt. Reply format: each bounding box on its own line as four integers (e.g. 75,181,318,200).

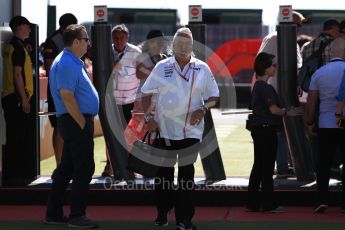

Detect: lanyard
183,68,196,138
114,52,124,64
173,62,192,82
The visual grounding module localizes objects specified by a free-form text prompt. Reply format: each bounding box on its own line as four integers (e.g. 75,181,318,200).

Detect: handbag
245,114,254,131
124,113,148,151
127,131,161,177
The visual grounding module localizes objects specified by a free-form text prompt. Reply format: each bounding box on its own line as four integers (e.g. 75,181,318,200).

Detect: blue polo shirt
49,48,99,117
336,70,345,102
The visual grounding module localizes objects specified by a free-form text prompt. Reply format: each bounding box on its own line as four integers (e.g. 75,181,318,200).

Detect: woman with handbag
141,27,219,230
124,30,167,151
247,52,303,213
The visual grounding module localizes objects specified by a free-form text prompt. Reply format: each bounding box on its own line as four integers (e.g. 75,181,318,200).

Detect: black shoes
101,161,113,177
245,204,260,212
68,216,98,229
341,207,345,213
245,207,260,212
275,167,295,178
154,212,168,227
314,204,328,213
44,216,69,225
176,222,197,230
154,212,197,229
44,215,97,228
262,206,285,213
246,204,285,213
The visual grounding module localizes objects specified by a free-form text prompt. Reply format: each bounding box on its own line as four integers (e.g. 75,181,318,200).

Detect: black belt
83,114,93,119
60,113,94,119
252,123,281,129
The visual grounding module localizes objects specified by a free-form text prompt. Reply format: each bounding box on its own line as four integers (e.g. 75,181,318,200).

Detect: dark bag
298,37,333,92
338,118,345,128
245,114,254,131
127,131,161,177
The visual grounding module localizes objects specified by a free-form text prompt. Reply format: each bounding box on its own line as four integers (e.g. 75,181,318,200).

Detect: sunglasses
78,37,89,42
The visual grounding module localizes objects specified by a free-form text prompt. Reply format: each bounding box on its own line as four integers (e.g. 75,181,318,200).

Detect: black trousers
247,126,278,210
47,82,57,127
46,114,95,218
154,138,199,224
1,94,35,185
316,128,345,206
117,102,134,130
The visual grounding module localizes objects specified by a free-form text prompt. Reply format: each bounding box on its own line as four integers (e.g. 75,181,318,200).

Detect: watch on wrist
200,105,208,114
144,114,154,123
282,108,287,116
335,112,343,117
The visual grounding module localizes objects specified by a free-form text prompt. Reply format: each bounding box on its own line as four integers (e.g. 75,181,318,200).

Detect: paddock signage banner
94,5,108,23
189,5,202,23
278,5,293,23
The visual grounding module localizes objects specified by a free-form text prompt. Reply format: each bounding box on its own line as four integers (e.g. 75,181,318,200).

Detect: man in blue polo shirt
45,24,99,229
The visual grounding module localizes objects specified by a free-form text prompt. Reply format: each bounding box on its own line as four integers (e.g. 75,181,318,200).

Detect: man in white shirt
111,24,141,128
141,27,219,230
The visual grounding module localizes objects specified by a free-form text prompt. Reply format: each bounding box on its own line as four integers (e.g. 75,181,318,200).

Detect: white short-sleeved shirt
141,56,219,140
112,43,141,105
309,58,345,128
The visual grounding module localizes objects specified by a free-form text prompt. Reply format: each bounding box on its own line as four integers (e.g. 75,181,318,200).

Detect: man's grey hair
112,24,129,37
172,27,193,44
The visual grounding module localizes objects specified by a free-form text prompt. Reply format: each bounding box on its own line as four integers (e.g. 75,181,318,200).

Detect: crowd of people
244,12,345,215
2,10,345,230
249,12,345,215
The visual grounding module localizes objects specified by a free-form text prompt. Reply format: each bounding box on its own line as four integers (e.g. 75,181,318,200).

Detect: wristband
335,112,343,117
144,114,154,123
282,108,287,116
200,105,208,114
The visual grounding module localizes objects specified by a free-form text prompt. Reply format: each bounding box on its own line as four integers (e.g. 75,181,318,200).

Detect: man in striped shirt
111,24,141,128
103,24,141,177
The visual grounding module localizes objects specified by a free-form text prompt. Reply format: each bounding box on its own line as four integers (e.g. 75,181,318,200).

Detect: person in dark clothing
246,52,303,212
44,24,98,229
1,15,34,186
43,13,78,166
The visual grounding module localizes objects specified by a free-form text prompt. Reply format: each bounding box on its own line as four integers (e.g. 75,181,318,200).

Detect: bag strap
142,131,150,142
318,38,333,66
142,130,160,145
309,34,332,57
152,131,160,145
